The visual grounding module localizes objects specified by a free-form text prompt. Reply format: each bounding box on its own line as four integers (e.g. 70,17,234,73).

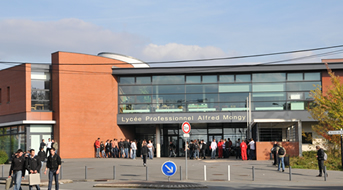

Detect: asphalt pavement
1,156,342,189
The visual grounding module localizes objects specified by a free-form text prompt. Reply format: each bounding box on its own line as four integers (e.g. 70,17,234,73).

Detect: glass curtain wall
118,72,320,113
0,125,26,159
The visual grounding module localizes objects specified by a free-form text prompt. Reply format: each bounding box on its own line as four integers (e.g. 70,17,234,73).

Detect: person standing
193,140,200,160
124,139,130,158
40,139,46,152
169,141,176,157
217,139,223,158
8,149,25,190
26,149,41,190
277,143,286,172
210,139,217,159
235,139,241,159
46,138,52,157
316,145,327,177
141,140,148,167
112,139,119,158
200,140,207,159
95,138,100,158
37,147,46,170
147,140,153,159
248,138,256,160
131,140,137,159
44,148,62,190
271,141,279,165
100,141,106,158
240,139,247,160
118,139,124,158
52,140,59,154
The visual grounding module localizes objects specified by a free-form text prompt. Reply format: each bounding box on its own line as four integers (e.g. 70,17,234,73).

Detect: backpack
324,152,327,161
278,147,285,155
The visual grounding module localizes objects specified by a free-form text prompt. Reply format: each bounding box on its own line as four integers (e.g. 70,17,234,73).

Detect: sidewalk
1,157,342,189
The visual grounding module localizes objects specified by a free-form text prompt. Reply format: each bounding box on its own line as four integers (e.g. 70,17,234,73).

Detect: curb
93,181,207,189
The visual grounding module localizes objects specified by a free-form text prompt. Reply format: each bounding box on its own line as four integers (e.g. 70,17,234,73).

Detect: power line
1,44,343,66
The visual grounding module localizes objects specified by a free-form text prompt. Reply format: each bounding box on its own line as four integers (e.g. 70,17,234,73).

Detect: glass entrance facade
128,123,248,157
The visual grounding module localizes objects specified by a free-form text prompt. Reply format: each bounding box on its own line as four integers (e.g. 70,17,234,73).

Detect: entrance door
29,134,51,152
208,135,222,157
167,136,178,157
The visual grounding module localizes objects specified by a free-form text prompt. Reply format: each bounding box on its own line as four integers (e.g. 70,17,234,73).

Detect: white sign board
183,133,190,138
328,130,343,135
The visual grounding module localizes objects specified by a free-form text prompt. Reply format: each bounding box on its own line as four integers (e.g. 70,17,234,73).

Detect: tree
307,63,343,146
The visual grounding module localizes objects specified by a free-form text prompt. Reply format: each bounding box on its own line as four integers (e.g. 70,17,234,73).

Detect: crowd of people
177,138,256,160
94,138,155,162
8,147,62,190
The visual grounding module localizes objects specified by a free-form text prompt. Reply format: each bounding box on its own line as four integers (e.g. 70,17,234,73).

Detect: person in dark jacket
9,149,26,190
141,140,148,167
124,139,130,158
44,148,62,190
40,139,46,151
316,145,327,177
271,141,279,165
200,140,207,159
38,147,46,167
26,149,41,190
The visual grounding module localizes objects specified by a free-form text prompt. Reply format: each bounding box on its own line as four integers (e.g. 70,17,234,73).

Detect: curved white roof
97,52,150,68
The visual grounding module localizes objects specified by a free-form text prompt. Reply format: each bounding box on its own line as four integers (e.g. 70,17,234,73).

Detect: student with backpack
316,145,328,177
277,142,286,172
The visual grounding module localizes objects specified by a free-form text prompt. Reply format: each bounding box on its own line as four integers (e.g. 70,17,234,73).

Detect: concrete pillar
298,120,302,157
156,125,161,158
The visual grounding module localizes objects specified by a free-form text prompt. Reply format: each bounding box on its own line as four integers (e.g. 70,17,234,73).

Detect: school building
0,51,342,159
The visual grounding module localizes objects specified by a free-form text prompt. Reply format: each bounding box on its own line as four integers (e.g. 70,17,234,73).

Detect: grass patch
290,150,343,171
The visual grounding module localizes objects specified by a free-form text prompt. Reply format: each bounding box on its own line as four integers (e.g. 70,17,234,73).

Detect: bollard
146,166,148,181
180,166,182,181
252,166,255,181
204,165,207,181
60,165,63,180
324,166,327,181
289,166,292,181
228,165,230,181
85,166,87,180
113,166,116,180
3,165,4,177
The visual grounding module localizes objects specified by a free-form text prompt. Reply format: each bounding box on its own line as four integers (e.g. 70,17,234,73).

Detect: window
252,73,286,82
287,73,303,81
31,71,51,111
259,128,282,141
7,87,10,103
219,75,234,82
186,76,201,83
136,77,151,84
202,75,217,83
236,74,251,82
302,132,312,144
120,77,135,84
304,73,320,81
153,75,184,84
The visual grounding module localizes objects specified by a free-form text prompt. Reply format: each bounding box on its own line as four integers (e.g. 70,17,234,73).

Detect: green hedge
0,150,8,164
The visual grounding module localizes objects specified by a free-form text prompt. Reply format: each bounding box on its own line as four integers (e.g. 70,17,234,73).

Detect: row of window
119,82,320,95
119,72,321,84
119,92,313,104
119,101,314,113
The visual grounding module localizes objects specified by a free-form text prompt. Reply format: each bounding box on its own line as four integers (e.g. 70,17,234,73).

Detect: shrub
0,150,8,164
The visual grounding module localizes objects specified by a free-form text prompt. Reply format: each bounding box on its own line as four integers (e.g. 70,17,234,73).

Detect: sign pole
185,140,188,180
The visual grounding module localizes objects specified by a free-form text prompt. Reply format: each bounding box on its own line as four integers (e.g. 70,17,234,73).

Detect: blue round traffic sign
161,161,177,177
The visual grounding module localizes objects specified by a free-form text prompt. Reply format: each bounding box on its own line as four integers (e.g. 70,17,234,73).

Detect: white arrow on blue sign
161,161,177,177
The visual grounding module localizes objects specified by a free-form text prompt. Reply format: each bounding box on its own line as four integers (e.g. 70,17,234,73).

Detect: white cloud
0,18,147,64
142,43,226,61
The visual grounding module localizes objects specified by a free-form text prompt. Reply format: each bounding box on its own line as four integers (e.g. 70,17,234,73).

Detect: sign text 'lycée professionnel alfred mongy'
118,112,247,124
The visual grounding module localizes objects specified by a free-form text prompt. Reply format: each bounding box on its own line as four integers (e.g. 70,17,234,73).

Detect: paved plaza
1,157,343,189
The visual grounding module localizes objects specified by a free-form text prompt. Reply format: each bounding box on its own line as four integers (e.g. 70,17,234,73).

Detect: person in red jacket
217,139,224,158
95,138,100,158
240,140,247,160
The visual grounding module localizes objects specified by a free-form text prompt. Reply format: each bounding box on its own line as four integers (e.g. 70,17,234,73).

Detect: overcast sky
1,0,343,69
